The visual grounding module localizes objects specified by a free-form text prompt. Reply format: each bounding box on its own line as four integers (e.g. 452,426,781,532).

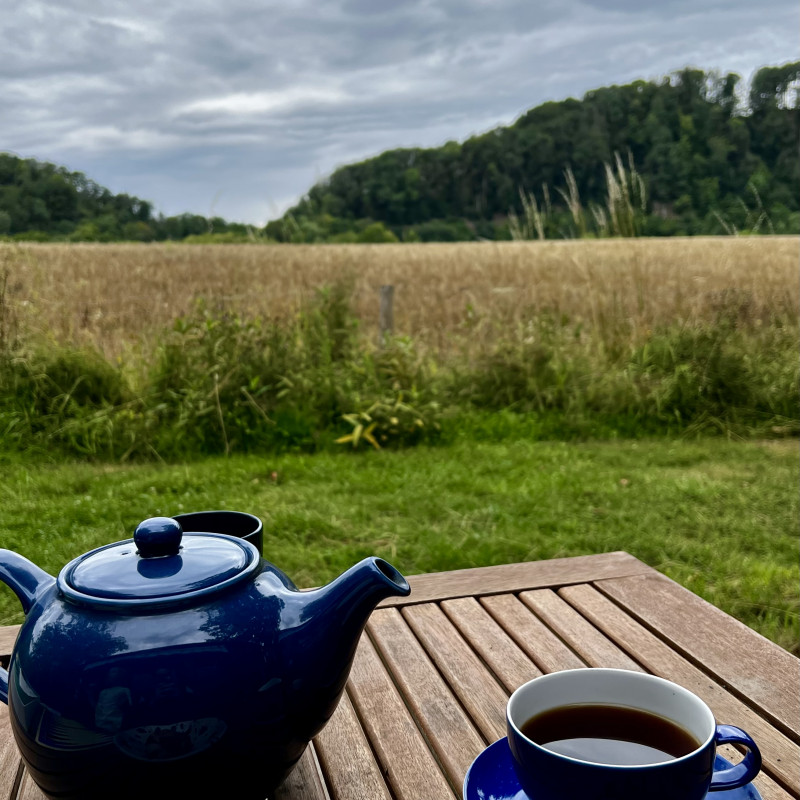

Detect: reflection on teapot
0,512,410,799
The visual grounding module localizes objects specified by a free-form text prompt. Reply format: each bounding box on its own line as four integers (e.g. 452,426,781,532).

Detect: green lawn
0,438,797,652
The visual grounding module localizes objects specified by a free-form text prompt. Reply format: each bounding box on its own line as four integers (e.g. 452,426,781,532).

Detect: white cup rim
507,668,716,768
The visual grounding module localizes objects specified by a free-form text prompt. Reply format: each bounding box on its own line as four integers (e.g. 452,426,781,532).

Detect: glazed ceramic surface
0,514,410,800
506,669,762,800
464,738,764,800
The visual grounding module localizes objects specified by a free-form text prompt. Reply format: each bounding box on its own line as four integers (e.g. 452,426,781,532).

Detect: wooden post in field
379,285,394,347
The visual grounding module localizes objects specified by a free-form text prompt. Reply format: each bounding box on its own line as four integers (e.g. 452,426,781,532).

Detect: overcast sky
3,0,798,225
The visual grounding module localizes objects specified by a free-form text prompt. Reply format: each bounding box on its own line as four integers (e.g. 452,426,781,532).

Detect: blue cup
507,668,761,800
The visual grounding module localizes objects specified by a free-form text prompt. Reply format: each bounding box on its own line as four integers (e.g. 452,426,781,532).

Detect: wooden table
0,552,797,800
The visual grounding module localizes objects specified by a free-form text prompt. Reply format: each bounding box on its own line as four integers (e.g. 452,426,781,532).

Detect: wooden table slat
402,603,509,743
16,773,45,800
378,551,652,607
313,691,392,800
480,593,586,673
0,556,794,800
519,589,646,673
346,633,456,800
440,597,543,693
367,607,486,790
0,626,19,665
596,572,800,739
715,744,797,800
273,744,330,800
560,583,800,797
0,706,23,800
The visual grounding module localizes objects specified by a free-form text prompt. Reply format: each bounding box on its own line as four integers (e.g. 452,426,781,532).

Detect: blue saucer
463,738,763,800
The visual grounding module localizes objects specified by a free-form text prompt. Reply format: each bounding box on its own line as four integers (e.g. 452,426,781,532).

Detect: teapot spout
310,557,410,657
325,556,411,608
281,557,409,738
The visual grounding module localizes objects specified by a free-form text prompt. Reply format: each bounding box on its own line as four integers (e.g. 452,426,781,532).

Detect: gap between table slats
0,705,24,800
595,572,800,742
313,691,394,800
401,603,508,743
561,582,800,799
439,596,543,692
346,631,456,800
15,774,45,800
273,742,331,800
367,607,485,793
518,589,646,673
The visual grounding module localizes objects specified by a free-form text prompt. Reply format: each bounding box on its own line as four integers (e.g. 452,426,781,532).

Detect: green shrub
630,322,799,431
144,280,378,457
0,345,133,456
335,337,442,450
0,277,796,461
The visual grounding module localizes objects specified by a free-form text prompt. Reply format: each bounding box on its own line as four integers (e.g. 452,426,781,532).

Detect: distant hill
2,62,798,243
0,154,253,242
267,62,800,242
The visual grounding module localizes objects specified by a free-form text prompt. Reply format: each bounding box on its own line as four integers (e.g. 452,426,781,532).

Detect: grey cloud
1,0,797,223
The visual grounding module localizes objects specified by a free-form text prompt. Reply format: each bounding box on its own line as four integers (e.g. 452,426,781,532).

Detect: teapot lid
58,517,261,609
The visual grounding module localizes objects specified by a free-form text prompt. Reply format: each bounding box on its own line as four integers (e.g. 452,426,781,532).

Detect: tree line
270,63,799,242
0,156,254,242
1,62,798,243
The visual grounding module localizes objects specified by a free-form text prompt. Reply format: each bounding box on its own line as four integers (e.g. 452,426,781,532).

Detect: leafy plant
336,391,436,450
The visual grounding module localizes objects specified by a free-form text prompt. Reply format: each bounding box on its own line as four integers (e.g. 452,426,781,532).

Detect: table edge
378,551,654,607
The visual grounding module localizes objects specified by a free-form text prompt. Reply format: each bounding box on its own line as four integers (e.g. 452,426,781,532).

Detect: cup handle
708,724,762,792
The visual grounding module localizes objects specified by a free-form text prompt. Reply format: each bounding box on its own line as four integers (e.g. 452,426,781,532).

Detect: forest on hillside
1,62,798,243
0,158,254,243
271,63,800,242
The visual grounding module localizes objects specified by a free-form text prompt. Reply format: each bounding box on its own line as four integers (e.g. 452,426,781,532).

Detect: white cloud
1,0,797,223
176,86,351,118
58,126,183,151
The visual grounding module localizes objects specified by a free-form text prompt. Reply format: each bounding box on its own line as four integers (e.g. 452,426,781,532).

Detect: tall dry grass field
2,237,797,360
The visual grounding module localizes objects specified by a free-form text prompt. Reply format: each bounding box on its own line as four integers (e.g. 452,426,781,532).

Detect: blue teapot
0,512,410,799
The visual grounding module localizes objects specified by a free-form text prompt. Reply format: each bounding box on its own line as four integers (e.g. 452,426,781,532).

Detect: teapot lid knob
134,517,183,558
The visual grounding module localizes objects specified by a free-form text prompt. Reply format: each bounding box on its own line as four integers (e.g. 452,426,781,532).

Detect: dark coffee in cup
520,703,701,765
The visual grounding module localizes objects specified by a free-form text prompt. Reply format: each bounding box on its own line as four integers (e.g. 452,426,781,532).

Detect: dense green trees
0,155,254,242
276,63,799,241
2,62,798,242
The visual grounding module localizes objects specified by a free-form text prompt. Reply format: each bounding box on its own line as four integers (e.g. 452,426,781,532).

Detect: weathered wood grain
0,705,22,800
14,774,44,800
274,743,331,800
441,596,542,693
402,603,508,742
346,634,455,800
716,743,797,800
313,691,392,800
0,626,19,663
367,607,486,790
560,583,800,796
379,552,652,607
480,593,586,673
0,555,794,800
596,572,800,740
519,589,645,672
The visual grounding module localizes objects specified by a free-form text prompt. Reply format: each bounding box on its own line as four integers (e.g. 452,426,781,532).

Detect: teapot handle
0,550,56,705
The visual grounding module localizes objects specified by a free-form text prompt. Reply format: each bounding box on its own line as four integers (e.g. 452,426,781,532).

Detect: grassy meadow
0,237,797,652
1,236,797,457
1,438,798,652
